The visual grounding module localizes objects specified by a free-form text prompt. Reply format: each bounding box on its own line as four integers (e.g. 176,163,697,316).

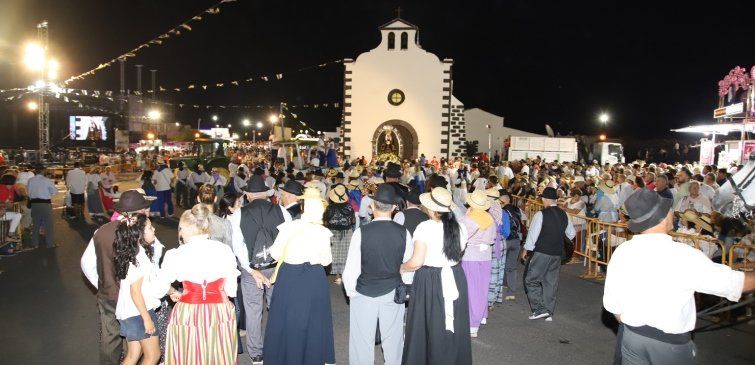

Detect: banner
699,140,715,165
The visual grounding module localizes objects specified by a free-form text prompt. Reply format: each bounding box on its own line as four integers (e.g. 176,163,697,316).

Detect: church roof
379,17,418,30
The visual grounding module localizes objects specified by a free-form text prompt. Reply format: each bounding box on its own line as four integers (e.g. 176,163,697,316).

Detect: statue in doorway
377,127,399,156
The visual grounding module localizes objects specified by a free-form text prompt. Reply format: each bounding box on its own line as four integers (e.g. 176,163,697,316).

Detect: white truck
508,136,578,162
508,136,624,165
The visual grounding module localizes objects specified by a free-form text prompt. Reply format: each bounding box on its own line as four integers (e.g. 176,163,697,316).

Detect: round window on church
388,89,405,106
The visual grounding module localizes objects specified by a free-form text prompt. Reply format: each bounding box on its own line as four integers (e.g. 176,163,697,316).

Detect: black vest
287,203,302,220
240,199,285,267
534,206,568,256
402,207,429,235
356,220,406,297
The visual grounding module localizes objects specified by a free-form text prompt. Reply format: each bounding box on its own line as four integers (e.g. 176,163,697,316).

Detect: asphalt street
0,179,753,364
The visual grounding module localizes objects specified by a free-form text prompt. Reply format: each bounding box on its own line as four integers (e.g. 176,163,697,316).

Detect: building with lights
342,17,467,161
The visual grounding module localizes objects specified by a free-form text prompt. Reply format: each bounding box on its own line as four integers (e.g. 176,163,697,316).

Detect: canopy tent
671,123,755,135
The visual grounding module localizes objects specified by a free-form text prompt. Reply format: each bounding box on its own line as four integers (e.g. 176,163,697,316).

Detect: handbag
393,282,412,304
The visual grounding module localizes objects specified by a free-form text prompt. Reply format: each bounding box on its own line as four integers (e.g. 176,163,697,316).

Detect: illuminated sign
714,102,743,118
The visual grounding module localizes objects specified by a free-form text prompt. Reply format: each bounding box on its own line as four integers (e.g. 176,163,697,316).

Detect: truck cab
592,142,624,165
169,139,231,181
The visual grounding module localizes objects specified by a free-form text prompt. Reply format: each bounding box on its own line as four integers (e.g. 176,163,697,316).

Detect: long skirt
461,260,492,328
264,262,335,365
402,265,472,365
488,255,506,306
330,228,354,275
165,301,238,365
86,183,104,215
144,187,161,215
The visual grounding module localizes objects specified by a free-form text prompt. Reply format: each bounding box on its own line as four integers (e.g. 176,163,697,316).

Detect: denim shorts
118,309,158,341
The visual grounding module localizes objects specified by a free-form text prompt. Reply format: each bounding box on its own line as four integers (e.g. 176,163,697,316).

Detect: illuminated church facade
342,17,467,161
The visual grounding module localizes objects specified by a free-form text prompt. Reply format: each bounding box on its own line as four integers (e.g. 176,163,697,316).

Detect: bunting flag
63,0,237,85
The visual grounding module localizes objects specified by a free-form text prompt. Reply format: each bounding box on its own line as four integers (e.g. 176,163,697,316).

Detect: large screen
70,116,108,141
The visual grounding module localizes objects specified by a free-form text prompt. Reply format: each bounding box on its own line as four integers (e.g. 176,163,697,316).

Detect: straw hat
485,187,500,200
598,180,616,194
681,209,698,223
302,187,323,201
419,187,455,213
327,168,338,178
347,179,360,189
465,189,492,211
694,213,714,233
328,184,349,204
348,169,360,179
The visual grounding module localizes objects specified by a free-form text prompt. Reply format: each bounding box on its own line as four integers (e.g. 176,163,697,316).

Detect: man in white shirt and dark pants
343,184,413,365
28,164,59,248
66,162,87,218
604,189,754,364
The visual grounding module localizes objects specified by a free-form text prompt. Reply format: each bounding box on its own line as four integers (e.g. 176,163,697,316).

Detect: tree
463,140,479,158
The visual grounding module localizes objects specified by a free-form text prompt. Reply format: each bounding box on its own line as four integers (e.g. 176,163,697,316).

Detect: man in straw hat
521,187,576,321
343,183,413,364
595,175,620,223
230,174,291,364
603,188,754,364
80,189,161,365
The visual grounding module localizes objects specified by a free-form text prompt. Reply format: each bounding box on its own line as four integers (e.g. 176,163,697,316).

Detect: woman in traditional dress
460,189,497,337
86,167,105,217
153,205,240,365
113,214,161,365
324,183,357,284
400,187,472,364
196,184,232,248
140,170,161,217
263,187,335,365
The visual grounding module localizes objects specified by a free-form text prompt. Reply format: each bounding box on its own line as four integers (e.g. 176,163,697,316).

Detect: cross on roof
396,6,402,18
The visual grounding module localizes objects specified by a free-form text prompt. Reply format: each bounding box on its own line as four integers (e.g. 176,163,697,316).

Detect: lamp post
25,20,55,158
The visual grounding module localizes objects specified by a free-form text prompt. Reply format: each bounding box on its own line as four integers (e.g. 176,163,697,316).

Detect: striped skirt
330,228,354,275
165,301,238,365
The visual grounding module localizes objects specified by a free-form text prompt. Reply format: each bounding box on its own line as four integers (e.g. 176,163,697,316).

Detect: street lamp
147,109,161,120
212,115,219,121
269,114,279,124
255,121,263,129
599,113,610,124
242,119,251,127
227,124,231,128
175,122,180,127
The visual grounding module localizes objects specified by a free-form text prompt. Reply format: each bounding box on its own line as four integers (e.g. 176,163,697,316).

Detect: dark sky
2,0,755,145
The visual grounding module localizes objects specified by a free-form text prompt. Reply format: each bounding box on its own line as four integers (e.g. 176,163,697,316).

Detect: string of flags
62,0,237,85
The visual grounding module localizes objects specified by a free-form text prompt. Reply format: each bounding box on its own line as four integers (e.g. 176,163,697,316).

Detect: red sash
179,278,226,304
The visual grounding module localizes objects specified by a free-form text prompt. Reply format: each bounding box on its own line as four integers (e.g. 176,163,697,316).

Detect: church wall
343,33,451,161
448,96,467,158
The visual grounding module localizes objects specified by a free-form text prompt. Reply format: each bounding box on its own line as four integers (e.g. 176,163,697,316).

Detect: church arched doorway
372,120,418,161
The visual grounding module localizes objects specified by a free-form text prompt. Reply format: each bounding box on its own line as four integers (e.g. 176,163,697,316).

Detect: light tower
36,20,50,158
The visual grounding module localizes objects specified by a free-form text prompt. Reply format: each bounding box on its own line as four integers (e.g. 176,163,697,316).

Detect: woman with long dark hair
113,213,161,365
400,187,472,364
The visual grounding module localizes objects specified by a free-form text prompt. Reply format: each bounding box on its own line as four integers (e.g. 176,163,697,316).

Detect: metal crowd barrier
510,195,745,278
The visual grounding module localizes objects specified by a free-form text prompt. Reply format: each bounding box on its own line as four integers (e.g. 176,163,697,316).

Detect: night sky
2,0,755,147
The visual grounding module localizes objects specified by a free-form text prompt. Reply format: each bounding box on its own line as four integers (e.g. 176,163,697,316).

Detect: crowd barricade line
728,244,754,272
669,232,728,265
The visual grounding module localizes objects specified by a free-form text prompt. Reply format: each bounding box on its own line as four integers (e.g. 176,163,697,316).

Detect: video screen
70,116,108,141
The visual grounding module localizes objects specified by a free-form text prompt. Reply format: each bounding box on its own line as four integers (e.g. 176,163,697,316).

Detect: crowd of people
0,143,752,364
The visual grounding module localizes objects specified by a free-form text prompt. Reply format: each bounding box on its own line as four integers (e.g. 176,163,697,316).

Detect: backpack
503,205,522,240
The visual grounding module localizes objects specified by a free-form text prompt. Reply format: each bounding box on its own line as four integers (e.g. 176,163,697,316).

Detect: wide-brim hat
573,176,585,183
624,188,673,233
419,187,455,213
327,168,338,178
598,180,616,194
245,175,275,196
115,190,155,213
540,187,559,200
384,162,402,178
485,187,500,200
281,180,305,197
466,189,492,211
407,188,422,205
681,209,698,223
348,169,360,179
312,169,325,177
328,184,349,204
371,183,399,205
693,214,714,233
347,179,360,189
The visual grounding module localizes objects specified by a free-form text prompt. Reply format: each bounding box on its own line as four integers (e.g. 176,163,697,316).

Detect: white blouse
116,246,161,320
153,235,240,299
270,221,333,266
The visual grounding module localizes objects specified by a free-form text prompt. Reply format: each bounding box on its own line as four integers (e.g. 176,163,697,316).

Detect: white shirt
521,165,530,176
211,174,227,187
66,168,87,195
229,203,292,273
228,162,239,177
87,173,101,186
81,233,164,289
675,194,712,214
603,233,744,334
16,171,34,185
358,196,373,218
152,235,239,300
523,206,577,251
115,246,161,320
270,220,332,266
342,217,414,298
699,183,715,203
616,182,634,206
152,168,173,191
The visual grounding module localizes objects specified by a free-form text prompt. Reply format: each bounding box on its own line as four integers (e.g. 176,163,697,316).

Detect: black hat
407,188,422,205
313,169,325,177
429,174,448,189
281,180,304,196
115,190,154,213
244,175,273,195
384,162,402,178
286,166,294,173
371,183,398,205
498,189,510,199
624,188,673,233
295,172,305,180
335,172,345,179
540,187,558,200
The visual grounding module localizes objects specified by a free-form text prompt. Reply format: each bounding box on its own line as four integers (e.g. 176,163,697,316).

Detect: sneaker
251,356,263,364
528,312,550,320
481,318,487,325
505,295,516,301
334,277,342,285
470,327,478,338
545,316,553,322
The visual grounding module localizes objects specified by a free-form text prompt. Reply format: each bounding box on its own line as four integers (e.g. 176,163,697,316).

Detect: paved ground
0,178,753,364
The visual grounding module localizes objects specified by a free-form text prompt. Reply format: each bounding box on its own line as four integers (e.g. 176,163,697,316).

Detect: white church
342,17,467,161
